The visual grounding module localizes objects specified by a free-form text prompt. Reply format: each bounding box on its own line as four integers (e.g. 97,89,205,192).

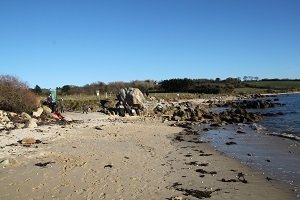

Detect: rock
21,112,31,120
210,123,221,127
8,112,17,117
172,116,182,121
226,141,237,145
124,88,145,108
235,108,247,115
42,106,52,114
230,99,282,109
170,196,184,200
32,107,43,118
15,123,25,129
100,100,113,108
25,118,38,128
94,126,103,130
118,88,126,102
0,125,5,130
173,108,186,118
154,104,164,112
18,137,41,145
63,116,73,122
190,116,198,121
1,116,10,123
237,130,246,134
35,161,55,168
0,158,17,168
5,122,15,129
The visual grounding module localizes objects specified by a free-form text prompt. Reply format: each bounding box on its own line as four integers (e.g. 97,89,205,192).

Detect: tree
61,85,71,95
33,85,42,94
0,75,39,113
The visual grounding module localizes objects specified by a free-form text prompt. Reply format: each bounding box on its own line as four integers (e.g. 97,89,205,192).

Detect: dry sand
0,112,296,200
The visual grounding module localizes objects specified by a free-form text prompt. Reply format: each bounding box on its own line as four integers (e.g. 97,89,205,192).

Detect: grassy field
233,87,270,94
245,81,300,90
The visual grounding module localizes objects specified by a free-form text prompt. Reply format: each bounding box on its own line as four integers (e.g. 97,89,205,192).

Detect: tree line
31,77,300,96
32,78,243,95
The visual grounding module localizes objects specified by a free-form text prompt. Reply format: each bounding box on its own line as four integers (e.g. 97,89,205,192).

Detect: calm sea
201,93,300,198
258,93,300,138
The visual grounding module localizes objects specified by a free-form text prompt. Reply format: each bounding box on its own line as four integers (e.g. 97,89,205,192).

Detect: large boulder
124,88,145,108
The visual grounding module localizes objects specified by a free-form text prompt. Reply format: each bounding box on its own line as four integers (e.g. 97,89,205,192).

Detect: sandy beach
0,112,296,200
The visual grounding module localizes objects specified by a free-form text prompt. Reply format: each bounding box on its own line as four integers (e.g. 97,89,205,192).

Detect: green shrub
0,75,39,113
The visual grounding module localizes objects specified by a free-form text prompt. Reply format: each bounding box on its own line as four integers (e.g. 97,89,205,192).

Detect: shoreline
171,124,296,199
197,123,300,198
0,112,297,199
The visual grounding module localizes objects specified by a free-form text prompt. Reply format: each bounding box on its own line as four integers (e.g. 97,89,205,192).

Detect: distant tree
224,77,242,87
33,85,42,94
215,78,221,82
61,85,71,95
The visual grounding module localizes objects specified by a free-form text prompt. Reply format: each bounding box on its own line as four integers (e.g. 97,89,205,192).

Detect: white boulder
32,107,43,118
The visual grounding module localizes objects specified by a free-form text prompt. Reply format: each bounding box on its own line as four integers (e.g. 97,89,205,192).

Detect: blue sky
0,0,299,88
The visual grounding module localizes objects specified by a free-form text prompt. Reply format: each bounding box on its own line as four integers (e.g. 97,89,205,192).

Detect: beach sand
0,112,296,199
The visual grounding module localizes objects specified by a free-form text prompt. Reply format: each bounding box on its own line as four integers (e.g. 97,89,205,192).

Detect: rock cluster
225,99,284,109
154,102,263,125
100,92,281,126
0,110,26,130
0,106,65,131
101,88,147,116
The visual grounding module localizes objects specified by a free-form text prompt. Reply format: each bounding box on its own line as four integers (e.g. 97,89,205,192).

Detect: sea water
258,93,300,138
201,93,300,198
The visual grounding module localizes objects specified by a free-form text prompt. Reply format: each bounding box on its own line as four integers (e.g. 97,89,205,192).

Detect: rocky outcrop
226,99,284,109
157,100,264,125
0,107,65,130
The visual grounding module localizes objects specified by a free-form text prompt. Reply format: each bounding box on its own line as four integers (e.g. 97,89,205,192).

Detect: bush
0,75,39,113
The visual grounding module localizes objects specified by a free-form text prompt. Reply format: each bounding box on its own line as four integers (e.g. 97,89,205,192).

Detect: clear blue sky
1,0,299,88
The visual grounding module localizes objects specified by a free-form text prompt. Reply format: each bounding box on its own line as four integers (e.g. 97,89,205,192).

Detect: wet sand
0,112,296,199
